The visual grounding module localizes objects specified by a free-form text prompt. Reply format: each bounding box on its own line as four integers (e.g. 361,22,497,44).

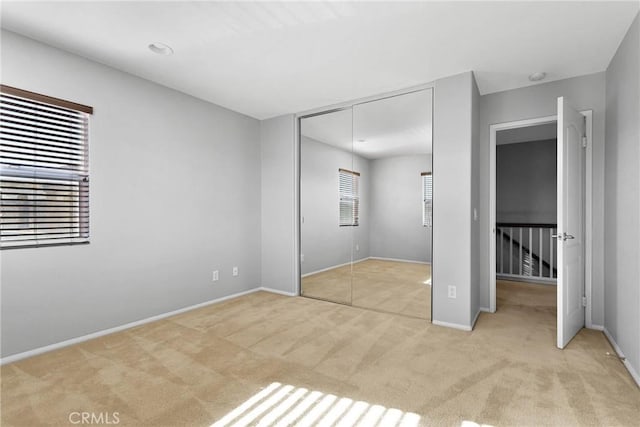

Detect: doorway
496,121,558,284
494,121,559,341
488,105,593,348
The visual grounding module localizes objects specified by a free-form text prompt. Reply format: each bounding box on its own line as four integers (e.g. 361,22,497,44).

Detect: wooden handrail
497,222,557,228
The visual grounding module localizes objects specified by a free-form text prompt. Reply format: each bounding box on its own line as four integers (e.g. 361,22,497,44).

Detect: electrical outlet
448,285,456,299
212,270,219,282
300,254,305,262
355,244,360,252
232,267,239,277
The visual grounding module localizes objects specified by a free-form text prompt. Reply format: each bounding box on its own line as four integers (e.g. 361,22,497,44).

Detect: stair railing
496,223,557,283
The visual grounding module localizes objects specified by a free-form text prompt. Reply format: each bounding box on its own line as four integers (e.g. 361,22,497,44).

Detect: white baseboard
587,324,604,331
301,257,370,278
471,309,482,329
301,256,430,278
369,256,431,265
603,327,640,388
260,287,297,297
432,319,472,331
479,307,492,313
0,287,262,366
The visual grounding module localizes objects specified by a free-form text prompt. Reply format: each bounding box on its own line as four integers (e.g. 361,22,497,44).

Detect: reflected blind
339,168,360,226
0,85,92,248
422,172,432,227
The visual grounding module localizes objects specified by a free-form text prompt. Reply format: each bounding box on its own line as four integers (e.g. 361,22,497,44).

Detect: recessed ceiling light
528,72,546,82
148,42,173,56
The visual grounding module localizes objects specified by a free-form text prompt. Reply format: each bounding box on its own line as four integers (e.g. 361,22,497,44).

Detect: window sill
1,240,90,250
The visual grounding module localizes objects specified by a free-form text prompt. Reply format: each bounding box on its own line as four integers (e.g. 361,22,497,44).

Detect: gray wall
369,155,431,263
0,31,262,357
479,72,606,325
261,115,297,294
432,71,476,328
604,13,639,380
300,137,370,275
497,139,557,224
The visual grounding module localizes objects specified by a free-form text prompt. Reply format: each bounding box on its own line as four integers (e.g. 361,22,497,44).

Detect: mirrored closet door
300,88,433,319
351,90,433,318
300,108,355,305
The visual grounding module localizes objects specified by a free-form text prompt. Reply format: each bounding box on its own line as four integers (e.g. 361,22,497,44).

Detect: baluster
509,227,513,274
528,227,533,276
519,227,523,275
539,228,543,277
550,227,555,278
500,228,504,274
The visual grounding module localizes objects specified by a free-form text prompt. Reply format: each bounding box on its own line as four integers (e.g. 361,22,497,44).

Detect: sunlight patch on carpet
461,420,495,427
210,382,422,427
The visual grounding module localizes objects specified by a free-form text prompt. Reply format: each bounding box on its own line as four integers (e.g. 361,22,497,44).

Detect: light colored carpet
2,281,638,426
302,259,431,319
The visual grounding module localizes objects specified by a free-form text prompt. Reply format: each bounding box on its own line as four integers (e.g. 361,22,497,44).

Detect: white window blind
0,85,93,248
339,168,360,226
422,172,432,227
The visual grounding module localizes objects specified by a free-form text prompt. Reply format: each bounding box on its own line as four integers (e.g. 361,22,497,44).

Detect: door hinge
582,296,587,307
582,136,587,148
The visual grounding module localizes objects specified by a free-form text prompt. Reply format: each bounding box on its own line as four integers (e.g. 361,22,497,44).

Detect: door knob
552,232,574,241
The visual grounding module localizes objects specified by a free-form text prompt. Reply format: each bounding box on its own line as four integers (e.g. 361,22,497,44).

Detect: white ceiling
301,89,432,159
302,110,353,155
1,1,637,120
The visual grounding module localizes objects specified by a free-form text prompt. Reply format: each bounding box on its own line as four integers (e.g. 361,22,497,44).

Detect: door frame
488,111,593,328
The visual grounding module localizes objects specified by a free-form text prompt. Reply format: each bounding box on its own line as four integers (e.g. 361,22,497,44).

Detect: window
0,85,93,248
422,172,432,227
339,168,360,226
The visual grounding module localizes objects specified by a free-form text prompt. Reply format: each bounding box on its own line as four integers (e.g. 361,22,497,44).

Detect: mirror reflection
300,89,433,319
300,108,355,304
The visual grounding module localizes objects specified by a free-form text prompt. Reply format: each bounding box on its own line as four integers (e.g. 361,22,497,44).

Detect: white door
556,96,586,349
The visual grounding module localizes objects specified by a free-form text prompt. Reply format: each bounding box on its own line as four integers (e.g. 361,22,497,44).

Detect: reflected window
338,168,359,226
422,172,432,227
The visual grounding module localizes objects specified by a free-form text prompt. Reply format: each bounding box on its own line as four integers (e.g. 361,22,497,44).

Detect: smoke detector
528,72,547,82
148,42,174,56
